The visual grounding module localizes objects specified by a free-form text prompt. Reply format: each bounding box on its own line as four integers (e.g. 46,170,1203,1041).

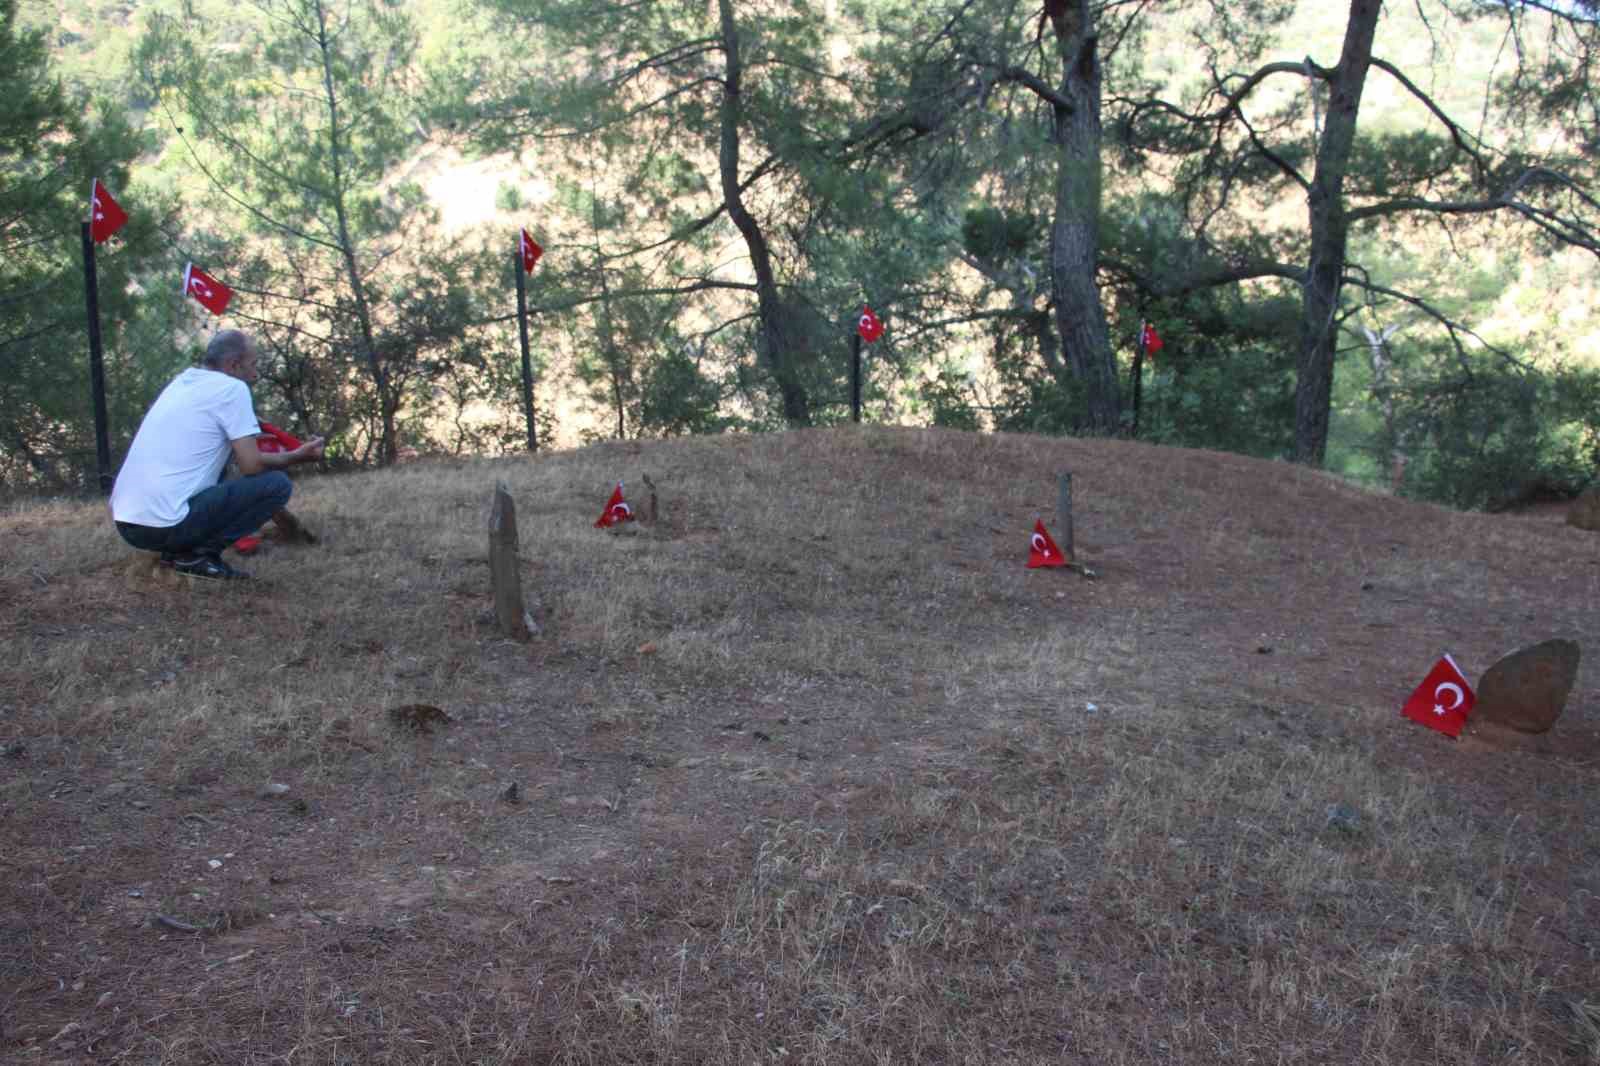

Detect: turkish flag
520,228,543,274
1027,519,1068,569
256,421,303,455
236,421,303,554
595,482,634,528
182,262,233,315
89,179,129,243
858,305,884,343
1139,321,1164,356
1400,654,1476,738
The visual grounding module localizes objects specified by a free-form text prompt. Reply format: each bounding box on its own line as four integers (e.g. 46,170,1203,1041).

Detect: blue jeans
116,472,292,557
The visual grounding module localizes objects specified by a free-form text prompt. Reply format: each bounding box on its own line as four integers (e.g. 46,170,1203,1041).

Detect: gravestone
1568,486,1600,532
488,482,533,641
1474,639,1581,733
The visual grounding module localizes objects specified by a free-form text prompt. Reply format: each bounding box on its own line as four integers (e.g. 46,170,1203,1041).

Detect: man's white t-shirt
110,368,261,528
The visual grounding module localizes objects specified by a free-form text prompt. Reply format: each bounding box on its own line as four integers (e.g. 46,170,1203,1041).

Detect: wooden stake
488,481,532,641
1056,472,1074,563
641,473,659,524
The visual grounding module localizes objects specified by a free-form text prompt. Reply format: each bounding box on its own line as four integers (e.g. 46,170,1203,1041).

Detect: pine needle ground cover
2,427,1596,1064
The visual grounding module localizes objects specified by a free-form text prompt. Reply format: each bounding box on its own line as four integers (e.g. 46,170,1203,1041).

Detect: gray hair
202,330,253,369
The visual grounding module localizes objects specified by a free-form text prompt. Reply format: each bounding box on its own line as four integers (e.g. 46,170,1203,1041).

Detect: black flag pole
850,329,863,424
80,221,113,494
513,244,538,452
1130,322,1147,441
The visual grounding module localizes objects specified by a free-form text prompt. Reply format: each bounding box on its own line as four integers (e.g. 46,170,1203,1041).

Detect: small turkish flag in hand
1139,321,1164,356
89,179,129,243
595,482,634,528
1400,654,1476,738
182,262,233,315
520,228,543,274
256,421,303,455
1027,519,1068,569
858,305,884,343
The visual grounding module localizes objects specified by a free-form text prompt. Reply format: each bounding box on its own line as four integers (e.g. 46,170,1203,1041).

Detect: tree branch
1213,59,1328,110
160,100,344,252
1235,106,1311,191
0,318,75,354
1367,56,1491,174
609,151,778,264
991,65,1074,112
475,277,758,326
894,307,1037,343
1347,195,1505,223
1349,166,1600,257
1341,270,1531,372
1102,253,1306,297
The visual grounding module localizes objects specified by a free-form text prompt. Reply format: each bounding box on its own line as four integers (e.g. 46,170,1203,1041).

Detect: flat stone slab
1474,639,1581,734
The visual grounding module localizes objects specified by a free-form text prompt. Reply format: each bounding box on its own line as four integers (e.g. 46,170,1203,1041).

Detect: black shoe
171,553,248,580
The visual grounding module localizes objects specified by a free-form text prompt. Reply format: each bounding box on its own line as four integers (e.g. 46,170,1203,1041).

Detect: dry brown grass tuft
1,426,1596,1063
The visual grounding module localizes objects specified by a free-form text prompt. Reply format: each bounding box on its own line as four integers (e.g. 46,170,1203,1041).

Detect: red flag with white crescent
1399,654,1476,738
1139,321,1164,356
858,305,884,343
595,482,634,528
89,179,129,243
1027,519,1067,569
520,228,543,274
182,262,233,315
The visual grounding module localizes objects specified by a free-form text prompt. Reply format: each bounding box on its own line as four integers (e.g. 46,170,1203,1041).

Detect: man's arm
230,434,326,476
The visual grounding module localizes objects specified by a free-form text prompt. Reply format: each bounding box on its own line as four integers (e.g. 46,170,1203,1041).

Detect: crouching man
109,330,324,580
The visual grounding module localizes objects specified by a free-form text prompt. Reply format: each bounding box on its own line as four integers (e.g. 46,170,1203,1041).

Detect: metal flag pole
1131,321,1148,440
850,329,863,424
79,221,113,494
514,241,538,452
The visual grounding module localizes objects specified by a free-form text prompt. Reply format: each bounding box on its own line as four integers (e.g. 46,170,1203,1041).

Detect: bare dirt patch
2,427,1596,1063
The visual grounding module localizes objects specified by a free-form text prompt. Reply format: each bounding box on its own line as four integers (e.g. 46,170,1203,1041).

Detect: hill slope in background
17,0,1600,465
2,427,1597,1062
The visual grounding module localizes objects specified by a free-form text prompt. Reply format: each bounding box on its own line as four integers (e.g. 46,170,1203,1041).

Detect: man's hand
290,436,326,464
231,434,326,475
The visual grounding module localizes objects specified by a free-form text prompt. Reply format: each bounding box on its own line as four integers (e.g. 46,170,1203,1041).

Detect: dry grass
2,426,1597,1064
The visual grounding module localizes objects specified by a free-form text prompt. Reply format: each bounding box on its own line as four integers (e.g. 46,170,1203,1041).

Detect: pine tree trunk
1049,0,1120,434
1294,0,1381,466
314,0,395,465
718,0,810,427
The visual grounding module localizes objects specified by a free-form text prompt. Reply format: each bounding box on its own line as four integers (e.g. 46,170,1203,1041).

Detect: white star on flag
182,262,234,315
88,179,129,243
1400,653,1476,739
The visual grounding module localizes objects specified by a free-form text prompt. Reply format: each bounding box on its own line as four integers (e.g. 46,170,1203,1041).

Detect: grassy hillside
2,427,1596,1062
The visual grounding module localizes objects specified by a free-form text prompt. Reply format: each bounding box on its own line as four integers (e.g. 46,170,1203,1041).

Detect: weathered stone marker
488,481,532,641
269,509,318,545
1474,638,1581,733
1052,471,1098,578
1568,486,1600,532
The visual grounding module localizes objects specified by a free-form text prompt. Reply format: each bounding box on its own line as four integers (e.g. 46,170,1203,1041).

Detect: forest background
5,0,1600,511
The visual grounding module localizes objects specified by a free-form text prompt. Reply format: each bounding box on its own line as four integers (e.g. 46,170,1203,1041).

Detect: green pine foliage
4,0,1599,506
0,0,173,492
135,0,506,464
